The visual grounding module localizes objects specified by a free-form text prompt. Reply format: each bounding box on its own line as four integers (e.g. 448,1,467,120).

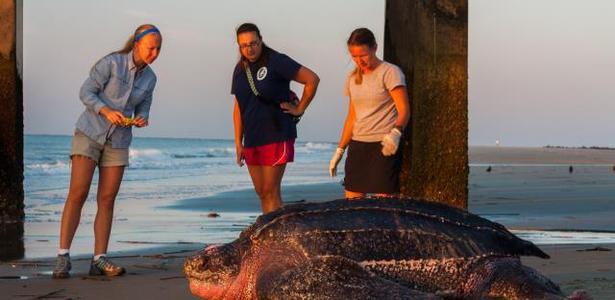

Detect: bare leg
248,164,286,213
260,164,286,213
93,166,125,255
247,165,264,202
345,190,365,200
59,156,97,250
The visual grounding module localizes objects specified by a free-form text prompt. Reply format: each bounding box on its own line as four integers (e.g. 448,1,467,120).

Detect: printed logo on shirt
257,67,268,81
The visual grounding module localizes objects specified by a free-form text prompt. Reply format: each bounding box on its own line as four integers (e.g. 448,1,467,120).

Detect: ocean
23,135,615,258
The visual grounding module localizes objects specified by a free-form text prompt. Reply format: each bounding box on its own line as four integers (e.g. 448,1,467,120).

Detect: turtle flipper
257,255,439,300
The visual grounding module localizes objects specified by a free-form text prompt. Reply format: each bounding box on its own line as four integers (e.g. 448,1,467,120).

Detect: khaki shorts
71,130,129,167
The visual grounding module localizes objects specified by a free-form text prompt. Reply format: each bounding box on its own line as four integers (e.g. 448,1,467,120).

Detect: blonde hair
347,28,377,85
352,66,364,85
117,24,160,54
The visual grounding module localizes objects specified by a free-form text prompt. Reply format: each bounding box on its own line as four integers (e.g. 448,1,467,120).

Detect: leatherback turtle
184,197,565,299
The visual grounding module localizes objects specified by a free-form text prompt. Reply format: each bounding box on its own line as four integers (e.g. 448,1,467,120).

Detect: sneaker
89,256,126,276
52,253,71,279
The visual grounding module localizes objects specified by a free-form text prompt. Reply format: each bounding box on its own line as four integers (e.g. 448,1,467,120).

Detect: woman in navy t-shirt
231,23,320,213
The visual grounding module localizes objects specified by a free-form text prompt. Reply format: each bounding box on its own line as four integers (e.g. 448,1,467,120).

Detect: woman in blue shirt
53,24,162,279
232,23,320,214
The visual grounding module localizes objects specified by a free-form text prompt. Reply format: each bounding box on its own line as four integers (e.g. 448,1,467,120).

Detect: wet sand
523,244,615,299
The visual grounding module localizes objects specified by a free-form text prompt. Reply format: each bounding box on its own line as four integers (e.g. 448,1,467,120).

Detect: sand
523,244,615,299
2,146,614,298
0,245,201,299
1,244,613,299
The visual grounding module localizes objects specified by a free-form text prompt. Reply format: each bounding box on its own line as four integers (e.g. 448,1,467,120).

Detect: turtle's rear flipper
257,255,439,300
468,257,565,299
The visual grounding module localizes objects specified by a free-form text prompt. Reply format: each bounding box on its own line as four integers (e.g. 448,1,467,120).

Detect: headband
134,28,160,42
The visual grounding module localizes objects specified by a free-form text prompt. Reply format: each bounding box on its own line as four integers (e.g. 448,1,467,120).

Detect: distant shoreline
470,146,615,165
544,145,615,151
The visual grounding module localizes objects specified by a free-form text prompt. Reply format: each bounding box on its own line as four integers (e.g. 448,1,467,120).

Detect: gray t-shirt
345,61,406,142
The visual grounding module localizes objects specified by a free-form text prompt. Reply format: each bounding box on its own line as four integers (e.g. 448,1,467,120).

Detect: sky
24,0,615,147
24,0,384,143
469,0,615,146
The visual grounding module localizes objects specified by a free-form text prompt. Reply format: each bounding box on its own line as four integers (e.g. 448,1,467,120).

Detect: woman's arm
337,98,356,149
233,98,244,167
79,57,111,114
389,86,410,129
79,56,125,125
134,78,157,127
380,86,410,156
280,66,320,116
329,98,356,177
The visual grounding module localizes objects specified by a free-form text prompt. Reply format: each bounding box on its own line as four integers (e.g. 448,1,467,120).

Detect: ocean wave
170,148,234,159
296,142,334,153
172,154,214,159
26,160,70,174
511,229,615,245
200,147,235,157
129,148,165,159
125,146,236,171
130,147,234,160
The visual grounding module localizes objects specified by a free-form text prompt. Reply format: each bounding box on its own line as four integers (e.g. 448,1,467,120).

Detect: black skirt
343,140,401,194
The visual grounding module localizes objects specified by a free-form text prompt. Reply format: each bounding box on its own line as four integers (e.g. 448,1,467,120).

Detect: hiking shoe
89,256,126,276
52,253,71,279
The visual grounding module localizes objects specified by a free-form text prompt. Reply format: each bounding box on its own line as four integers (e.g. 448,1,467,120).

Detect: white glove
381,128,402,156
329,147,345,177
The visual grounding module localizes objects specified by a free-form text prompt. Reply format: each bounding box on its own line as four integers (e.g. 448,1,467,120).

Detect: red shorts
243,139,295,166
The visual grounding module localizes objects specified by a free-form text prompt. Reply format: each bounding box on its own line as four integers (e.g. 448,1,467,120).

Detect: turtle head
184,243,241,298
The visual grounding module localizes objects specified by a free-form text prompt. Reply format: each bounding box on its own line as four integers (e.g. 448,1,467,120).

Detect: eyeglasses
239,41,261,50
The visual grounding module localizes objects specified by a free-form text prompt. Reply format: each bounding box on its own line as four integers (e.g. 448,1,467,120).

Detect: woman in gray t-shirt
329,28,410,198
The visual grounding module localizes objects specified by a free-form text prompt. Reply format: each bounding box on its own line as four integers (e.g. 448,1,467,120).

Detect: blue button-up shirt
76,51,157,148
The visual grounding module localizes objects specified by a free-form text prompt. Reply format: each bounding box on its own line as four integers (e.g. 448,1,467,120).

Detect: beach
2,139,615,298
1,243,613,299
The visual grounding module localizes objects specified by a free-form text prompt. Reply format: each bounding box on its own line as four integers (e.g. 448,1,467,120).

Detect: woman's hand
99,106,125,126
280,101,304,117
381,128,402,156
133,116,149,128
329,147,345,177
236,144,245,167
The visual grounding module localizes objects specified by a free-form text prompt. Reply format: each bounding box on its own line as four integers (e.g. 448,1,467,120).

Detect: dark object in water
569,165,574,173
184,197,569,299
576,246,612,252
207,213,220,218
0,276,28,279
486,165,492,172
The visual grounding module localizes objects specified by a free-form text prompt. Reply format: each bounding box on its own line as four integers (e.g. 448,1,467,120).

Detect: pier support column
385,0,468,209
0,0,24,260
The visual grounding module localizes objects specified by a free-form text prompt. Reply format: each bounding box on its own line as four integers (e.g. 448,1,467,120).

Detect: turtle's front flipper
257,255,439,300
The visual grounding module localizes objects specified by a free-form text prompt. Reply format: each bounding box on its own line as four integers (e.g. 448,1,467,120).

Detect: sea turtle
184,197,566,299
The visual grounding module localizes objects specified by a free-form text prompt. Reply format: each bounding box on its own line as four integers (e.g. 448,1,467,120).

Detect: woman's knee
96,191,118,209
259,184,280,199
96,198,116,212
254,185,265,199
66,187,90,204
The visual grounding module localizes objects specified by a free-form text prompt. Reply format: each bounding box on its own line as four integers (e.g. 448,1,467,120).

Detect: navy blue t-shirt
231,50,302,147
